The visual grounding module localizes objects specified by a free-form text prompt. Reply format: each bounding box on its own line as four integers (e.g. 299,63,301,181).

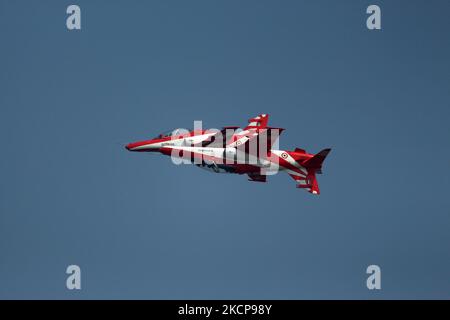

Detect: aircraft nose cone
125,144,132,151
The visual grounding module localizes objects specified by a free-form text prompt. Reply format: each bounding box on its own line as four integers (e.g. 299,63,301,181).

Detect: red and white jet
125,114,331,194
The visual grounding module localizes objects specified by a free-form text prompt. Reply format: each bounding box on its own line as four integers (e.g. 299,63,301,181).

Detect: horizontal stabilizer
294,148,306,153
290,172,320,194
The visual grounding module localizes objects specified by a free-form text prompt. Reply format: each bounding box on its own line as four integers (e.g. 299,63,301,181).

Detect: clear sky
1,0,449,299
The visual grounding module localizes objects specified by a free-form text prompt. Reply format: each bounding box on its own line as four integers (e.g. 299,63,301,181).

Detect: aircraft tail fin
303,148,331,170
288,148,331,195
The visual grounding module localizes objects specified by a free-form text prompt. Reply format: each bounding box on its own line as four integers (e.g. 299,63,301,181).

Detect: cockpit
153,128,192,139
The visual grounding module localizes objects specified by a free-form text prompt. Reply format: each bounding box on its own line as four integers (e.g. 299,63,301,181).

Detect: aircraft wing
226,114,284,152
244,114,269,130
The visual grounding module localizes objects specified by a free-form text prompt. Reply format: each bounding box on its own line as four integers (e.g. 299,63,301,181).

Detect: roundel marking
281,152,288,159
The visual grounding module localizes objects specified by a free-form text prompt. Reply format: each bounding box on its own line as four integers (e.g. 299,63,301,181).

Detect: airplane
125,114,331,194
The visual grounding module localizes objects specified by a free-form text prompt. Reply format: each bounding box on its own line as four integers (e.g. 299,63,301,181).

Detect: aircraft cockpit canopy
154,128,192,139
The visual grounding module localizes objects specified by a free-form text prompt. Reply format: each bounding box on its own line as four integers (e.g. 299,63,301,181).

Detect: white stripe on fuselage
271,150,307,175
129,132,216,151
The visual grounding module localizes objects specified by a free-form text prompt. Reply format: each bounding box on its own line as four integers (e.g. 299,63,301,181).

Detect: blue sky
1,0,449,299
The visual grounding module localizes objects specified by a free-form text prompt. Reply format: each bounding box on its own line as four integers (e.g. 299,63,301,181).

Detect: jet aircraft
125,114,330,194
